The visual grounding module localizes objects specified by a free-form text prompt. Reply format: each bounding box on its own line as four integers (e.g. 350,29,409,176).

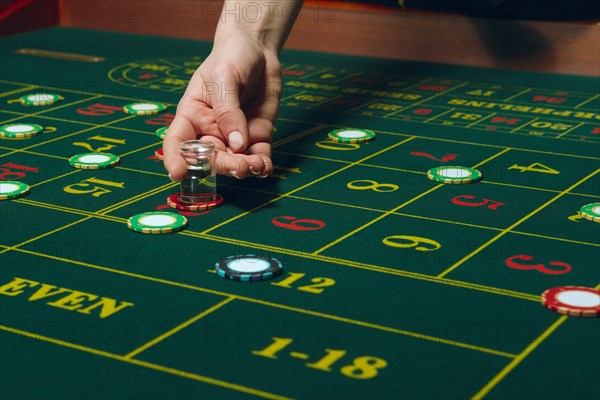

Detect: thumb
210,75,249,153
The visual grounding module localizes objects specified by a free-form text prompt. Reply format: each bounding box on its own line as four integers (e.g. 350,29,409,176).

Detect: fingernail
168,173,176,182
249,166,260,175
229,170,241,179
258,173,270,179
228,131,244,152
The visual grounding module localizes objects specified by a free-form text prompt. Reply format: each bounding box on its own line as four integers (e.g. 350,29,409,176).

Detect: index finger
163,110,198,181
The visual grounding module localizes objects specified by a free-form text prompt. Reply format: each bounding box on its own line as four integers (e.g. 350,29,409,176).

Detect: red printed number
505,255,572,275
271,216,325,231
410,152,458,163
77,103,123,116
452,195,505,210
0,163,39,180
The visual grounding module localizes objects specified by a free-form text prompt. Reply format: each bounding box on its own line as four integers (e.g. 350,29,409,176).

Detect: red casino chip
167,193,224,211
541,286,600,317
155,148,164,160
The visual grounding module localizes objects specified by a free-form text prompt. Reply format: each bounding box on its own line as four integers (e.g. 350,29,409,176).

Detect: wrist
215,0,302,53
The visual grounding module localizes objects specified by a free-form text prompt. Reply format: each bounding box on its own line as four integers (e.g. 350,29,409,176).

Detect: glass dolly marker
179,140,217,204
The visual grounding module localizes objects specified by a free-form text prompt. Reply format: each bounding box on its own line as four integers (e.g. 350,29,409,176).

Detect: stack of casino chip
127,211,188,234
427,166,483,184
327,128,376,144
541,286,600,317
215,255,284,282
167,193,224,211
123,102,167,116
579,203,600,223
0,123,43,139
69,153,120,170
156,127,168,139
0,181,30,200
19,93,63,106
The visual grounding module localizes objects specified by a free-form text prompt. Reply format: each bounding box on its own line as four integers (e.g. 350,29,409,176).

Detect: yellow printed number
64,177,125,197
509,162,559,175
73,135,126,153
568,212,583,222
315,140,360,151
347,180,399,193
271,272,335,294
252,337,387,380
382,235,441,251
341,356,388,380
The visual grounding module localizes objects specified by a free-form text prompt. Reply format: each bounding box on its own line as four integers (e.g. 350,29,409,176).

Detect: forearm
214,0,304,53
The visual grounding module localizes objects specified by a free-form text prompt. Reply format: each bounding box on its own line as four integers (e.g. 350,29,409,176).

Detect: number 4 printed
509,162,559,174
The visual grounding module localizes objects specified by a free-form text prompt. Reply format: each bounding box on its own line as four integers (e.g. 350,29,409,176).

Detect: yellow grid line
1,79,596,384
273,150,598,197
471,282,600,399
97,181,177,215
1,108,159,136
124,297,235,359
555,121,585,139
1,247,517,359
510,117,539,134
0,325,291,400
272,115,600,160
467,112,497,128
201,136,417,235
0,85,38,98
30,169,82,188
271,124,327,148
574,93,599,109
423,107,455,123
9,197,540,302
1,181,177,257
8,195,593,303
1,113,139,159
3,94,598,159
0,79,178,106
471,316,569,399
313,148,512,255
385,81,468,118
0,95,102,125
503,88,531,102
312,184,443,255
438,168,600,278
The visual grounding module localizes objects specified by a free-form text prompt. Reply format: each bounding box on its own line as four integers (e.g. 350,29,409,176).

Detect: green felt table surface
0,27,599,400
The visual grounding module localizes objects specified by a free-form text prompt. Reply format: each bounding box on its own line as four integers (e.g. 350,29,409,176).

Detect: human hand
163,35,281,180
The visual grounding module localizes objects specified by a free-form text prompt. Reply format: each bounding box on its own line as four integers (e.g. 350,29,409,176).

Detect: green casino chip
328,128,376,144
0,123,44,139
69,152,120,169
123,102,167,116
0,181,30,200
19,93,63,106
127,211,188,234
156,126,168,139
427,166,482,184
579,203,600,223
